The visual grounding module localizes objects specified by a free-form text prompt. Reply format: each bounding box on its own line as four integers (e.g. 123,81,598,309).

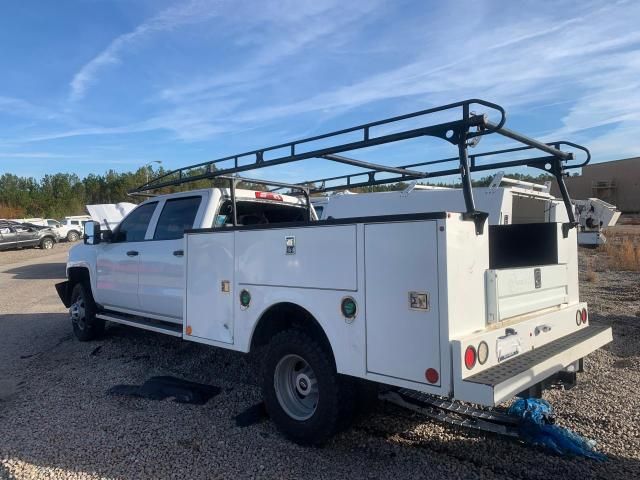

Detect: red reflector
425,368,439,384
255,191,283,201
464,346,477,370
581,308,588,323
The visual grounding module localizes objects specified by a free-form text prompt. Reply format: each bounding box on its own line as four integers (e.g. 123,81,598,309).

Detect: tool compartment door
365,221,440,385
185,232,234,344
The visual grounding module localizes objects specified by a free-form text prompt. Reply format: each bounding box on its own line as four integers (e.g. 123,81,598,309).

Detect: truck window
153,196,201,240
215,200,307,227
116,202,157,242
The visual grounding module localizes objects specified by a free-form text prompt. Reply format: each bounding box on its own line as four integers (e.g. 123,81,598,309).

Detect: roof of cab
138,187,306,207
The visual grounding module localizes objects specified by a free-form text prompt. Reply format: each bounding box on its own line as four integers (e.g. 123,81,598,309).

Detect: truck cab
67,188,310,323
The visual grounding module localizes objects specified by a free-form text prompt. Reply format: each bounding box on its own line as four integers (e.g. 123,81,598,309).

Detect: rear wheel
262,329,355,445
40,237,54,249
67,231,80,242
69,283,104,341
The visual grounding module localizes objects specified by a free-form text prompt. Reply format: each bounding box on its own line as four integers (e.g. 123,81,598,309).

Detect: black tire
40,237,54,249
67,231,80,242
69,282,105,341
262,329,355,445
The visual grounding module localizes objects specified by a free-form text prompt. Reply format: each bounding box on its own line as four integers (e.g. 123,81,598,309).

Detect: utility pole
142,160,162,184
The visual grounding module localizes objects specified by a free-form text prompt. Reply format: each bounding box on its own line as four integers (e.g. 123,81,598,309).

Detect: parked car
0,220,58,251
60,216,92,242
43,218,82,242
10,217,85,242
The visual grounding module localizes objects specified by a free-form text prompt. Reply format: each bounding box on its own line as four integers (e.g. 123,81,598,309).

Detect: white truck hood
86,203,137,230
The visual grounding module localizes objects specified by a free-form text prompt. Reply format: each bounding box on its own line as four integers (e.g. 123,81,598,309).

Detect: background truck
42,218,83,242
55,99,612,445
311,173,561,226
573,198,621,246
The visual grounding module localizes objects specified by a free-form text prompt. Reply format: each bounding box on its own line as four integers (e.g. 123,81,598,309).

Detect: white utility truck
573,198,621,246
311,173,559,226
56,100,612,445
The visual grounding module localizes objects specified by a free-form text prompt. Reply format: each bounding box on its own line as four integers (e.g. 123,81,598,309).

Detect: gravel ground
0,245,639,479
0,242,74,267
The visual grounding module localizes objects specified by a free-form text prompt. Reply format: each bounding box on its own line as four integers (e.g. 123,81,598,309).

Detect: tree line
0,166,264,219
0,166,552,219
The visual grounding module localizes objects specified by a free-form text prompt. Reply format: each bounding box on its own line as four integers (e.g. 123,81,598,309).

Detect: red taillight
464,346,477,370
425,368,439,384
255,191,283,201
581,308,588,324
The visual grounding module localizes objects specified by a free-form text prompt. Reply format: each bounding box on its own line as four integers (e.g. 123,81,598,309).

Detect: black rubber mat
234,402,268,427
108,376,220,405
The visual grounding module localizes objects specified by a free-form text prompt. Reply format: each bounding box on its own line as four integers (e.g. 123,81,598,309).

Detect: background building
551,157,640,213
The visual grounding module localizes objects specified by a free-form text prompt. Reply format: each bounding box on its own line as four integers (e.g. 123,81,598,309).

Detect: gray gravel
0,242,73,267
0,246,639,479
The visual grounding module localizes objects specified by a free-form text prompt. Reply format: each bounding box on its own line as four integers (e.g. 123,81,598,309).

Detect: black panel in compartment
489,223,559,269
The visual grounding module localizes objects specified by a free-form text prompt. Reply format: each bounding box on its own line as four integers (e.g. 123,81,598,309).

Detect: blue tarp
508,398,606,461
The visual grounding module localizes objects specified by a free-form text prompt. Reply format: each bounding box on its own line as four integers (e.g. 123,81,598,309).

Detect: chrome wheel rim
43,239,53,249
70,293,86,330
274,354,319,421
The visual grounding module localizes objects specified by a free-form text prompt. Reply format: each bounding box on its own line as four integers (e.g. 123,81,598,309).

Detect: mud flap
55,280,72,307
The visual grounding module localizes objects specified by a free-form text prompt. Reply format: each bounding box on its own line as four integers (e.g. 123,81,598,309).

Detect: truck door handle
173,250,184,257
126,250,139,257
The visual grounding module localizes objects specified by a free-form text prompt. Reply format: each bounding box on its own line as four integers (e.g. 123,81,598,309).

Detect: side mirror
83,221,101,245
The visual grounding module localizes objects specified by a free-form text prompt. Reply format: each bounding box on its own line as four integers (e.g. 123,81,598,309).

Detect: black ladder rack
129,99,590,235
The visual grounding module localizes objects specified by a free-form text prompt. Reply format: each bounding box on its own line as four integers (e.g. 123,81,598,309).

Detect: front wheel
40,237,54,249
67,231,80,242
69,283,104,341
262,329,355,445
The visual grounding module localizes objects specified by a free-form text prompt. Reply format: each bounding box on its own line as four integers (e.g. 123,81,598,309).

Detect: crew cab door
95,202,158,311
138,195,203,321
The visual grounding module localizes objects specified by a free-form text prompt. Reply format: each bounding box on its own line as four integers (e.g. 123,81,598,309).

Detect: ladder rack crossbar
282,140,587,194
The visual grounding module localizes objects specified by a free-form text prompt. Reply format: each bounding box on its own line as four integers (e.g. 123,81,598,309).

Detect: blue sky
1,0,639,184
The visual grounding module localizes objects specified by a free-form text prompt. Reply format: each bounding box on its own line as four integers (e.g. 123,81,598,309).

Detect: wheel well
250,302,334,359
61,267,92,307
40,235,55,243
68,267,90,287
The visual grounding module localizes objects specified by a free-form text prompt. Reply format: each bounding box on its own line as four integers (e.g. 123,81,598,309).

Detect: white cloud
69,0,223,101
8,0,638,172
158,1,383,103
0,152,79,159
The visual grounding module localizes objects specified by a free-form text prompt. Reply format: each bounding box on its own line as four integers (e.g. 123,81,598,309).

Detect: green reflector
240,290,251,307
341,298,357,318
